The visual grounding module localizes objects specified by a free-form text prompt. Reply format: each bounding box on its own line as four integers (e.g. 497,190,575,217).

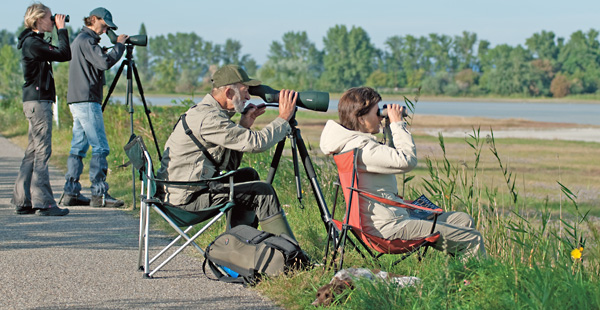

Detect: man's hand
116,34,130,44
239,103,266,128
386,104,406,123
277,89,298,121
54,14,67,29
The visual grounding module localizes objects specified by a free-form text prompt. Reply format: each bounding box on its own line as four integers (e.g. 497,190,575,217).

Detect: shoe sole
63,201,91,206
37,211,69,216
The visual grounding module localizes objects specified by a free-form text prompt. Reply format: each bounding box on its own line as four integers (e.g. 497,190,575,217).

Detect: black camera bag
203,225,309,285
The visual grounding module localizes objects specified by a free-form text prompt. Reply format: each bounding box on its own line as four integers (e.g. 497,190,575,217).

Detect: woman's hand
386,104,406,123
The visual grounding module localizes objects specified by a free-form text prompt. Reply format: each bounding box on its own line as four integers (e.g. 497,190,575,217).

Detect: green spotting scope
107,29,148,47
249,85,329,112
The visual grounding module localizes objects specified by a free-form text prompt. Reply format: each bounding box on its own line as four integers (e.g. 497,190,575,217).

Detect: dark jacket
67,27,125,104
17,28,71,102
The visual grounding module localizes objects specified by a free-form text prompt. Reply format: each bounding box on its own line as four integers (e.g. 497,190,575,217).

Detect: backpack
203,225,310,285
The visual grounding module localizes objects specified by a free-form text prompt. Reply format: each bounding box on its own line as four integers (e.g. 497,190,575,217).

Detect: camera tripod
103,43,161,209
265,113,367,267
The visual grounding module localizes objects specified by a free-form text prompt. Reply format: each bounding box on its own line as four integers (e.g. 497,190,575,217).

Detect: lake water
112,96,600,126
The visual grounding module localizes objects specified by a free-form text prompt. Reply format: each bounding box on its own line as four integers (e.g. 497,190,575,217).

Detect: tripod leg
266,139,286,184
293,128,332,224
102,60,126,112
289,131,302,203
131,61,162,161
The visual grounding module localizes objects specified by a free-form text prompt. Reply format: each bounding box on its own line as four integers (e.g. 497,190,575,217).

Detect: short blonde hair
24,2,49,30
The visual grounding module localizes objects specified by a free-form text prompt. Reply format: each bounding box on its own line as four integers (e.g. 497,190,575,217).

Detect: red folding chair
327,148,442,270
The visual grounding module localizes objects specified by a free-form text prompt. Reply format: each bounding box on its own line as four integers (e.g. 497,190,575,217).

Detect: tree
550,73,570,98
135,23,150,83
557,29,600,94
454,31,478,70
525,30,559,61
479,44,534,95
0,45,22,109
0,29,16,47
320,25,377,91
427,33,455,73
258,31,323,90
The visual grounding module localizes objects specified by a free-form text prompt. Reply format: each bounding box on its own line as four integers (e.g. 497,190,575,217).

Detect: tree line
2,23,600,109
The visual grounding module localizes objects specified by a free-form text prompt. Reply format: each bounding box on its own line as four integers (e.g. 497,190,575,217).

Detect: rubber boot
259,211,297,242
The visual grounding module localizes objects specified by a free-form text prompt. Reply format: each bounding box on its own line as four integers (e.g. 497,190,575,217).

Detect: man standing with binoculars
62,7,129,208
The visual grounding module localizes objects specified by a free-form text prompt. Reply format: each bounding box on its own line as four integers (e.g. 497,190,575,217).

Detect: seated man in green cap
157,65,299,241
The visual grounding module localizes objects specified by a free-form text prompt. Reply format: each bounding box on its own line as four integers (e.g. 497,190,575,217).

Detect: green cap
89,7,117,30
211,65,261,88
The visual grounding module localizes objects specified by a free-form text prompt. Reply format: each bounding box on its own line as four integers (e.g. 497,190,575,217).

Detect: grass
1,99,599,309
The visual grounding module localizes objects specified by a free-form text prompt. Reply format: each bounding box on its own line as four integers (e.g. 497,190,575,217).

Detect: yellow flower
571,247,584,260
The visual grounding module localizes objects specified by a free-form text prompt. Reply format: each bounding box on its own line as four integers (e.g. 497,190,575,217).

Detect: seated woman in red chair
319,87,486,260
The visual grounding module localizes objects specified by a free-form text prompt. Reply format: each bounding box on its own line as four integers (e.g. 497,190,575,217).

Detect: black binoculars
51,14,69,23
379,104,408,118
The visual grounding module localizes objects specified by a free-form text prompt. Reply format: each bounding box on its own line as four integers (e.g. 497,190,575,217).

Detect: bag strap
180,113,223,169
202,258,248,284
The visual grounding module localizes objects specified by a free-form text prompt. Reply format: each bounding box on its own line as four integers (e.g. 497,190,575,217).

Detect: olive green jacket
157,94,291,206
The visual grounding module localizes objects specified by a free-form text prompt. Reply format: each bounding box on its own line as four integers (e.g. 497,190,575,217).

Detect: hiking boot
62,193,91,206
16,206,36,215
37,206,69,216
91,193,124,208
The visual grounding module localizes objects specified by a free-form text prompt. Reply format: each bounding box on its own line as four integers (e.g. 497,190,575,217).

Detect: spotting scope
107,29,148,47
249,85,329,112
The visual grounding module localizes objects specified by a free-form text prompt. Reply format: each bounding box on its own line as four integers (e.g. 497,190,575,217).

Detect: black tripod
102,44,161,209
265,113,366,267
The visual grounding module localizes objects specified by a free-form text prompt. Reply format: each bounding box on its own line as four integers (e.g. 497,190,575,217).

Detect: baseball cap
211,65,261,88
89,7,118,30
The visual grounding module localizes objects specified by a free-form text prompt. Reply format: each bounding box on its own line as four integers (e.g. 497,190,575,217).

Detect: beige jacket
319,120,418,238
157,94,291,206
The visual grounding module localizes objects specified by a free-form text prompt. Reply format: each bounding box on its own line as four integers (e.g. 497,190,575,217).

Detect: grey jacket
67,27,125,104
319,120,418,238
157,94,291,206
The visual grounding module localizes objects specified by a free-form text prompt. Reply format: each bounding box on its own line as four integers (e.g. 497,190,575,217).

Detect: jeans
12,100,57,209
64,102,110,196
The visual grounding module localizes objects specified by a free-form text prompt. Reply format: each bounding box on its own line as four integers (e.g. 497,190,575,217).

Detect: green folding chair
124,135,237,278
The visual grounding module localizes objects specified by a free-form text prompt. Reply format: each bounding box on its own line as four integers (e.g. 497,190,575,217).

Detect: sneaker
16,206,36,215
37,206,69,216
91,193,124,208
62,193,91,206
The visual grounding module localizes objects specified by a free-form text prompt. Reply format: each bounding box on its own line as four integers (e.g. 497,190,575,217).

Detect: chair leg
147,211,227,278
143,203,151,278
137,202,146,271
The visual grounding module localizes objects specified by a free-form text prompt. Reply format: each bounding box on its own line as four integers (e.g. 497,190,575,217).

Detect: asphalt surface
0,134,279,309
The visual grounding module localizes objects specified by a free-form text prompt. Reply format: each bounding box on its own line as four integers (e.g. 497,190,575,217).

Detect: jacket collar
81,27,101,43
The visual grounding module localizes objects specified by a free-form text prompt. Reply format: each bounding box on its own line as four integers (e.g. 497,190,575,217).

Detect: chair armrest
350,187,443,214
152,169,239,185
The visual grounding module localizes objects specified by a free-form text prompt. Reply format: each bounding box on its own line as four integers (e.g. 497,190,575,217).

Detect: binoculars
107,29,148,47
248,85,329,112
379,104,408,118
51,14,69,23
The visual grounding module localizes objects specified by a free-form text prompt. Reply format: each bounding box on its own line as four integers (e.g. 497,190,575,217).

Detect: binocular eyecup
51,14,70,23
379,104,408,118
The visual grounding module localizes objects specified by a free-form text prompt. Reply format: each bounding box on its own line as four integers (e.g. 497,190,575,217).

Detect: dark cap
211,65,261,88
89,7,117,30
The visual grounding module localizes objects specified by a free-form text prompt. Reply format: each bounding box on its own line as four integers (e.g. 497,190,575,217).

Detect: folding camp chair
124,135,237,278
327,148,443,271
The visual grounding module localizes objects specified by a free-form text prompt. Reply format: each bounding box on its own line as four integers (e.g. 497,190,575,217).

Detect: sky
2,0,600,64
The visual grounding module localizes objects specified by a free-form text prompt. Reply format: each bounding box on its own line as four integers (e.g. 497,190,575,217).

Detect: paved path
0,135,278,309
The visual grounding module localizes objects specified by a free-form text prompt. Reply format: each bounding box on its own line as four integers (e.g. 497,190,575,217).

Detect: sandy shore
420,127,600,143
